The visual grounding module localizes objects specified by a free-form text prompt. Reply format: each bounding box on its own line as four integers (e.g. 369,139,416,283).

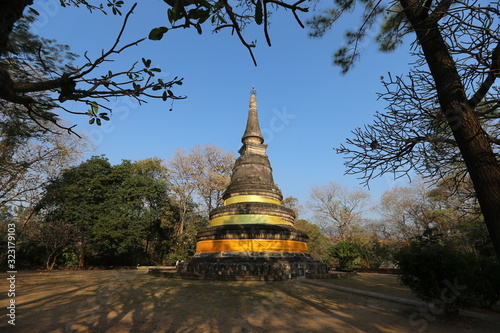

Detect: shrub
395,228,500,315
472,255,500,308
328,241,364,270
360,239,396,268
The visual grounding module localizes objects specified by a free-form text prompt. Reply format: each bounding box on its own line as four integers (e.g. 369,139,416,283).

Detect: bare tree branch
1,2,185,134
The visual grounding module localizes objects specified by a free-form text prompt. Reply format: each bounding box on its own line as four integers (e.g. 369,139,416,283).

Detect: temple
177,89,328,280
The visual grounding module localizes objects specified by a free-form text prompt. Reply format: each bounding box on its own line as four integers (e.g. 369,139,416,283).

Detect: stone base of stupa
175,254,329,280
166,224,329,280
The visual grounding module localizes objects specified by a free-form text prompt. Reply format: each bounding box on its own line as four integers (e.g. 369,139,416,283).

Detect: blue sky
31,1,416,214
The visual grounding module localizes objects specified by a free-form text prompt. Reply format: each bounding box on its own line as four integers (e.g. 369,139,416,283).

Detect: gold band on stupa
210,214,293,227
195,239,309,253
224,195,281,206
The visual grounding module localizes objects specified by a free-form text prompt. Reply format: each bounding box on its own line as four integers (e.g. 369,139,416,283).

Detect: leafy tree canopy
36,156,175,266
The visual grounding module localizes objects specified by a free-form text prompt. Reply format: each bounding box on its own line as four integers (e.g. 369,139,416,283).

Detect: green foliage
375,4,407,52
61,250,79,267
472,255,500,308
328,241,364,270
294,219,331,263
1,12,77,122
1,13,72,161
307,0,391,73
1,1,185,135
35,156,190,267
159,0,212,36
395,227,500,314
149,27,169,40
360,239,395,269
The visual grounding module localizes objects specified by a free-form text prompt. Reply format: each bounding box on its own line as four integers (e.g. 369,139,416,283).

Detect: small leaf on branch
167,9,174,24
149,27,169,40
91,102,99,115
142,58,152,68
199,10,211,24
195,22,202,35
172,0,183,21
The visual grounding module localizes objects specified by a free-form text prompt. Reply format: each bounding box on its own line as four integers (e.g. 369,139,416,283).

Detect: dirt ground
1,269,499,333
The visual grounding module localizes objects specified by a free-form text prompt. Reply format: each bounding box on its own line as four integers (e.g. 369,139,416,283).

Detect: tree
294,219,331,263
282,196,305,218
89,159,172,265
0,12,95,210
378,182,431,242
308,0,500,260
167,150,198,236
35,156,175,266
376,178,485,245
0,119,91,211
184,144,235,216
328,241,364,270
0,1,184,133
36,156,115,266
149,0,310,65
167,144,235,220
34,219,80,270
308,181,371,242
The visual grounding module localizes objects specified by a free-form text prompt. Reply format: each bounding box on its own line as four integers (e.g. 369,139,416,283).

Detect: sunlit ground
1,270,499,332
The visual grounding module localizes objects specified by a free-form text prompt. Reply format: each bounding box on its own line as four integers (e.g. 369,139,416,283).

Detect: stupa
177,89,328,280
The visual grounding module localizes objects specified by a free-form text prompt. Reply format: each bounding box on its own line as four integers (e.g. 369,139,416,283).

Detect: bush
360,239,396,269
472,255,500,308
395,228,500,315
328,241,364,270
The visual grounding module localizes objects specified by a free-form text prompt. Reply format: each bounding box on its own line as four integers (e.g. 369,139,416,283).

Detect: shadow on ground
1,270,499,332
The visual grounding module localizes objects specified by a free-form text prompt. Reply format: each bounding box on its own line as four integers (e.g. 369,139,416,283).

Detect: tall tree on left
35,156,174,267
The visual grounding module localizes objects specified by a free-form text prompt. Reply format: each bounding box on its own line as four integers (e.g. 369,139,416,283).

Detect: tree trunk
45,250,58,270
78,247,86,267
401,0,500,260
48,255,58,270
178,204,186,236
